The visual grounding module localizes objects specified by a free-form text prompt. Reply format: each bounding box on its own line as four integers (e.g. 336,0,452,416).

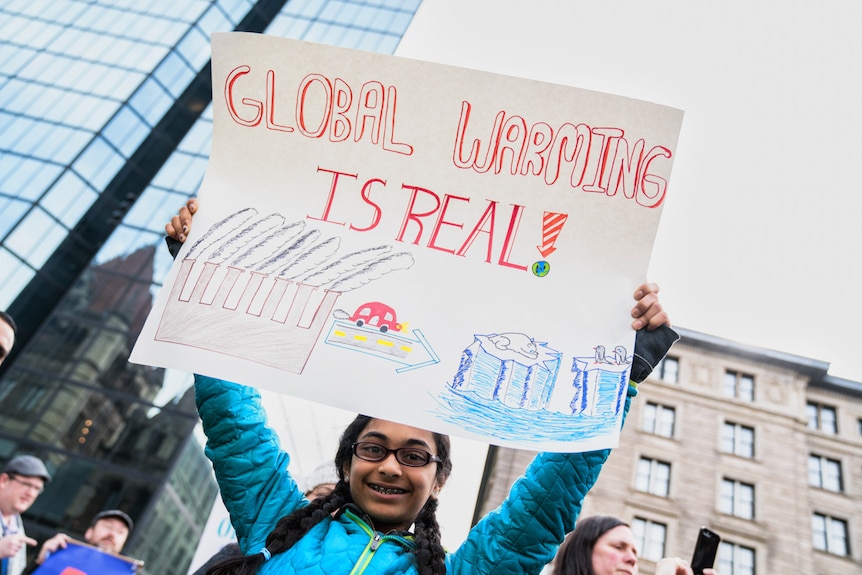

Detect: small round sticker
532,261,550,277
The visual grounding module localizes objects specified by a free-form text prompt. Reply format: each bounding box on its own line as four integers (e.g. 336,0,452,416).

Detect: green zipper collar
344,507,415,575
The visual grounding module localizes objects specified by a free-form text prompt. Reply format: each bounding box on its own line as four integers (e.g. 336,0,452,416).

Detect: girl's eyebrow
359,430,432,448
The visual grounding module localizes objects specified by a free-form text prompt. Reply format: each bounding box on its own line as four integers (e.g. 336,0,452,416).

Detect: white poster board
131,32,683,452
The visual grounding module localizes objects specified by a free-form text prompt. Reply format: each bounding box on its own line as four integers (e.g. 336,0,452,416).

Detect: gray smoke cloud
189,209,414,293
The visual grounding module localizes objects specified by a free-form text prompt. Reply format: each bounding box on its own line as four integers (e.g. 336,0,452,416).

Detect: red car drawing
349,301,402,333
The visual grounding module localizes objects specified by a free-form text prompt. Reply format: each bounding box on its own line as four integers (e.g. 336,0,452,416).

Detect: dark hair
553,515,629,575
207,415,453,575
0,311,16,335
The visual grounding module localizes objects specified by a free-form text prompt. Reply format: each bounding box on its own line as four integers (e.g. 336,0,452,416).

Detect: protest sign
131,32,683,451
31,540,140,574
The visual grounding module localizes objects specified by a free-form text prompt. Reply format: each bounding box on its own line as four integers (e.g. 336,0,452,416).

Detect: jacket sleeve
448,384,638,575
195,374,305,554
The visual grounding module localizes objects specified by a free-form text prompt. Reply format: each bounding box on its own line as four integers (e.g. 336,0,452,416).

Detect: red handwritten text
224,66,414,155
308,168,528,271
452,101,672,208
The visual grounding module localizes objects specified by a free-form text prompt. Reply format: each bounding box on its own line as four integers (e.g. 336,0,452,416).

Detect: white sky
397,0,862,383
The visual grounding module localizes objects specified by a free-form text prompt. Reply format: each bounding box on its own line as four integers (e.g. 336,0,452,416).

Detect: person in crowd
0,456,51,575
0,311,17,366
33,509,134,566
551,515,718,575
300,461,339,502
166,201,678,575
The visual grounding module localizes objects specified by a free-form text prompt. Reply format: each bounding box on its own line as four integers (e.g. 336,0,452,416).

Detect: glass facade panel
0,250,35,308
31,85,82,126
285,0,328,18
0,197,30,238
2,155,63,201
103,107,151,158
198,3,235,35
175,27,212,74
23,123,87,165
129,78,174,126
5,18,61,48
72,137,125,191
6,207,67,267
40,174,98,228
1,112,35,148
154,52,196,99
0,44,34,76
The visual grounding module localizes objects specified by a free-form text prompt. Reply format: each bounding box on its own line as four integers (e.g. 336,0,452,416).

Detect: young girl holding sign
167,200,679,575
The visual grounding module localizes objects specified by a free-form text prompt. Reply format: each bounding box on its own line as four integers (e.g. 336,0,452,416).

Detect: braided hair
207,415,453,575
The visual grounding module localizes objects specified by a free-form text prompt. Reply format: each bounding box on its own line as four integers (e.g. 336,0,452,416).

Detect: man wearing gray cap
34,508,134,566
0,455,51,575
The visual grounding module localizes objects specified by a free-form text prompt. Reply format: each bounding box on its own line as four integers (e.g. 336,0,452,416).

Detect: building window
721,422,755,458
642,402,675,437
723,370,754,401
808,455,843,492
631,517,666,562
807,402,837,434
655,356,679,383
718,541,755,575
812,513,849,556
720,478,755,519
636,457,670,497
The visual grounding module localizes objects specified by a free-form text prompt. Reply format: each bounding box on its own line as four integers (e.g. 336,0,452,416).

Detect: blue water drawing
437,331,631,442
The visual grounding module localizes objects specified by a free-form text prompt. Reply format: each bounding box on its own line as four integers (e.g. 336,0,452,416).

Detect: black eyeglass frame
351,441,442,467
8,475,45,493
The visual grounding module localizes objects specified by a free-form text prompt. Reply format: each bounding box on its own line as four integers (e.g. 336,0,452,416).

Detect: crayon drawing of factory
155,207,414,373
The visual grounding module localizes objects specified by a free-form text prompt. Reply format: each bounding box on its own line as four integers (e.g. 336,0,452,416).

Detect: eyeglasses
9,476,44,494
352,441,442,467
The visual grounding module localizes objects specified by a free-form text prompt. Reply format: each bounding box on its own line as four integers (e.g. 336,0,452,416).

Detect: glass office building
0,1,422,572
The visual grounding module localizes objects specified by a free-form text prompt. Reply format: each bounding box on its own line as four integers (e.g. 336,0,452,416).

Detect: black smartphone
690,526,721,575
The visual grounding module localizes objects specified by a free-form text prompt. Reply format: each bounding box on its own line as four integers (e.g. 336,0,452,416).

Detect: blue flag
31,540,140,574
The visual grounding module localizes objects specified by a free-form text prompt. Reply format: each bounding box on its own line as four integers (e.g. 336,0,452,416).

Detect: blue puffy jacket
195,374,638,575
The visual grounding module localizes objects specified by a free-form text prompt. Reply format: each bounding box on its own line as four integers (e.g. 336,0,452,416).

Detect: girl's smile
344,419,445,532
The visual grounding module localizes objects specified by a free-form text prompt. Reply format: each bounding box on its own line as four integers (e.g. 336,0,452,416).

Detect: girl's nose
377,451,403,475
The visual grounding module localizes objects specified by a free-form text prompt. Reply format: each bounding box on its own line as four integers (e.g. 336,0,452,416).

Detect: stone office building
473,327,862,575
